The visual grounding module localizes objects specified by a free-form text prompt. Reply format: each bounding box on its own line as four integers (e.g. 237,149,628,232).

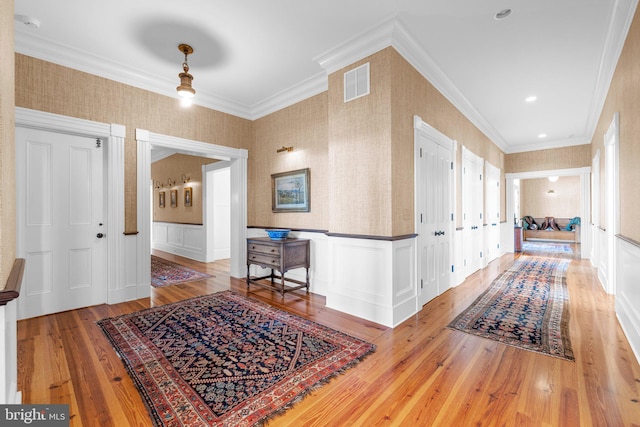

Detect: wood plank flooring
16,247,640,426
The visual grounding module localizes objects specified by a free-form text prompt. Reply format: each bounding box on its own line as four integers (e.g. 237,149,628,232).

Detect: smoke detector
494,9,512,20
15,14,41,29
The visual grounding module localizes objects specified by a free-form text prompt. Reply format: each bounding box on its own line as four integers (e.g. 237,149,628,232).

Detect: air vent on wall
344,62,370,102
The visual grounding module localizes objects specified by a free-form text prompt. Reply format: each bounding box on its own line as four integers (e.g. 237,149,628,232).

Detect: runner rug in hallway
448,256,574,361
151,255,212,287
97,291,376,426
522,241,574,254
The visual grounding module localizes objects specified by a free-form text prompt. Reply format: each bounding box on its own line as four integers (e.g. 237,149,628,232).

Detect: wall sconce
176,44,195,107
547,189,555,194
277,146,293,153
154,180,162,189
167,178,175,187
181,174,191,183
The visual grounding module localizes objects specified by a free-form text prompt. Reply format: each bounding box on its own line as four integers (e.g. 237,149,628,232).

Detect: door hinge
420,279,424,289
420,213,423,223
96,138,102,148
451,213,454,221
480,251,483,258
419,148,423,157
451,265,454,273
450,162,453,170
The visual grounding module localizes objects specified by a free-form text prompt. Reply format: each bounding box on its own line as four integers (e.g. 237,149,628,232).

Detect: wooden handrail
0,258,25,306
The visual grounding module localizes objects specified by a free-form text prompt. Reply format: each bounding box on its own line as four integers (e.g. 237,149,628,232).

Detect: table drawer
247,242,280,256
247,252,280,268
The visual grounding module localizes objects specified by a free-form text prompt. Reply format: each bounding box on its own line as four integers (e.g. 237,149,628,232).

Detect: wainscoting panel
153,222,206,262
616,237,640,364
326,235,416,327
0,300,21,404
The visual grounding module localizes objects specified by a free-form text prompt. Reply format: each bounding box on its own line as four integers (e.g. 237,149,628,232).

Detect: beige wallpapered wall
589,5,640,242
328,51,394,236
0,0,15,289
505,145,592,173
520,176,581,219
151,154,218,224
15,54,252,234
250,93,328,230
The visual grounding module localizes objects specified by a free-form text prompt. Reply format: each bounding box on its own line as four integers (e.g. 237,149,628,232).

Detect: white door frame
15,107,125,305
604,112,620,295
204,161,231,262
414,116,455,306
136,130,248,281
505,167,591,258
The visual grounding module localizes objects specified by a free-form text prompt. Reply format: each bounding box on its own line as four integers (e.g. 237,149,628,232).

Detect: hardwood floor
17,249,640,426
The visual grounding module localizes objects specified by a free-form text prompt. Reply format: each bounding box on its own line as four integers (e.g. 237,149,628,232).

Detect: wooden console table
246,237,310,296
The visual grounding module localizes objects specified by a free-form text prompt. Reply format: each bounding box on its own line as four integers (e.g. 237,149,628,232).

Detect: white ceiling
14,0,638,154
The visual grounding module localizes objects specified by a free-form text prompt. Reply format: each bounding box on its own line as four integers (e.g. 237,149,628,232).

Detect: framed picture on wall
159,191,165,208
184,187,192,207
170,189,178,208
272,168,310,212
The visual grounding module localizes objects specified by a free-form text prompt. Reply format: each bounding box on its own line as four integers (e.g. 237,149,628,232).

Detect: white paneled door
415,121,453,307
462,147,484,277
16,127,106,319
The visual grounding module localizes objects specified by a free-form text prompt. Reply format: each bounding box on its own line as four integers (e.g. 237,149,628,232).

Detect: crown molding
583,0,639,144
506,137,590,154
249,72,328,120
313,15,396,74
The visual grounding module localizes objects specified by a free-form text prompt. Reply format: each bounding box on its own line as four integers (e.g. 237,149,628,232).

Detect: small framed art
184,187,192,207
170,189,178,207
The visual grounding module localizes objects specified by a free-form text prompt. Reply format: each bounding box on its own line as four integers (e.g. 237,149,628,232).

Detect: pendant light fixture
176,44,195,106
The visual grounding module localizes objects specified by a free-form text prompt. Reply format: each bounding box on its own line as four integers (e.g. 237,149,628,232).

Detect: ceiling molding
506,138,590,154
250,72,328,120
313,15,396,74
506,167,591,180
583,0,639,144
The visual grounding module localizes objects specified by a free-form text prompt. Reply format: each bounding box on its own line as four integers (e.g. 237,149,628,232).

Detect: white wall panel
616,237,640,365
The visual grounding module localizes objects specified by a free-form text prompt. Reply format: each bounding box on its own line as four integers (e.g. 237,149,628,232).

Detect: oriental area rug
150,255,212,287
522,241,574,254
97,291,376,426
448,256,574,361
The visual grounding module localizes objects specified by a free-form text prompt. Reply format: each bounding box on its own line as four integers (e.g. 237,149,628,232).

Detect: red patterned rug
151,255,212,287
97,291,376,426
448,256,574,361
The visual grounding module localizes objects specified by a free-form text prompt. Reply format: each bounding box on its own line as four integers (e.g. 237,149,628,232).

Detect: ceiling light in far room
494,9,512,20
176,44,195,107
548,176,559,182
538,133,547,139
525,95,537,103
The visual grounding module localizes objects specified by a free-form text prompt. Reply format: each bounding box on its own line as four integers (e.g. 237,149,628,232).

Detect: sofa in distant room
521,216,581,242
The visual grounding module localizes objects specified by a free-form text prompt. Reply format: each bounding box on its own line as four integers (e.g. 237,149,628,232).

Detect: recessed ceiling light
538,133,547,138
495,9,512,20
525,96,537,103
